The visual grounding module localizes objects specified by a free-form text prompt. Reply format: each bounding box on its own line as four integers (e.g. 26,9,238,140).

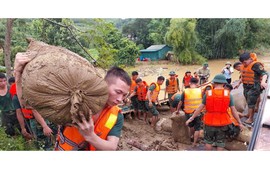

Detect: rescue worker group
0,52,268,151
124,52,268,150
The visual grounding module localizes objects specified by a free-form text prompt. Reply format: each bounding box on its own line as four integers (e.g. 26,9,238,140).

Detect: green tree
148,18,170,45
122,19,153,48
214,19,247,58
242,19,270,50
80,19,139,68
165,18,205,64
30,18,87,57
115,38,139,67
0,19,6,66
4,18,15,78
196,19,228,59
195,18,270,59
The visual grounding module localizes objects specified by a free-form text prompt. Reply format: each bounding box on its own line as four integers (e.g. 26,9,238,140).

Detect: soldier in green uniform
238,53,268,124
0,73,20,136
197,63,210,85
13,94,57,150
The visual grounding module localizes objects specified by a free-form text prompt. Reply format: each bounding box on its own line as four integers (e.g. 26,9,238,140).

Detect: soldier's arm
253,63,268,89
231,106,244,131
186,103,205,126
177,78,180,92
32,110,53,136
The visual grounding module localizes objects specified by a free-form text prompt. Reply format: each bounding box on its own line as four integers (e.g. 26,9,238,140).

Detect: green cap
212,74,227,84
203,62,208,67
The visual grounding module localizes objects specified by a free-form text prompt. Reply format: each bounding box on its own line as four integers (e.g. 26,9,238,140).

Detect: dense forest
1,18,270,77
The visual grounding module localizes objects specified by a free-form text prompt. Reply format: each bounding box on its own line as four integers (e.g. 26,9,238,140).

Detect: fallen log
156,105,170,111
127,139,149,151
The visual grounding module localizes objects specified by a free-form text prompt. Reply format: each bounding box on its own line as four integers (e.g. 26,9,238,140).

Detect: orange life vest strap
56,106,119,151
130,79,137,93
241,61,262,84
227,108,239,126
21,108,34,119
147,82,160,102
136,82,148,101
183,76,192,87
166,78,178,94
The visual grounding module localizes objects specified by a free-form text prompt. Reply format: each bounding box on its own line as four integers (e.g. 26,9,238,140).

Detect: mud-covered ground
117,105,192,151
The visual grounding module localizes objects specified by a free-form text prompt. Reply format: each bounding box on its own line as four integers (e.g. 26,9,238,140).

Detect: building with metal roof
139,45,172,61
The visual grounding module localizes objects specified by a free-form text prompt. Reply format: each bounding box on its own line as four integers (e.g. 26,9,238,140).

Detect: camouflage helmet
212,74,227,84
203,62,208,67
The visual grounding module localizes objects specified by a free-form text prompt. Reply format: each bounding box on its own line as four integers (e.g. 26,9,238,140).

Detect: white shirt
222,67,233,79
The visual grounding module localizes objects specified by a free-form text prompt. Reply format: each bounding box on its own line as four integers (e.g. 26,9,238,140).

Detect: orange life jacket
241,61,263,84
201,83,213,95
183,75,192,87
21,108,34,119
227,108,239,126
55,106,120,151
147,82,160,102
166,77,178,94
9,84,33,119
250,53,258,61
204,89,232,126
130,79,137,94
9,83,17,99
183,88,202,114
136,81,148,101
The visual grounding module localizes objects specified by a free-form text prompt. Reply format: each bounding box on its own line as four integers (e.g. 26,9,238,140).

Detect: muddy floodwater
129,55,270,100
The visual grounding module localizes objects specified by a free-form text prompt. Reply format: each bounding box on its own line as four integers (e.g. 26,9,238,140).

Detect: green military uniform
243,62,268,108
178,92,202,131
145,84,159,116
0,86,20,136
130,95,138,111
202,91,235,148
12,95,59,150
198,68,210,76
171,93,181,108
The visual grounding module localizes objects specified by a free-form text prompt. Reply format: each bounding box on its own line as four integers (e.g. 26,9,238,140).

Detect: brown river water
128,54,270,100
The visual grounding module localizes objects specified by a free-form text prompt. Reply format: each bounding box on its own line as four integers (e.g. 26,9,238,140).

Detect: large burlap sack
170,112,191,144
225,140,248,151
235,126,251,143
231,82,247,113
21,40,108,125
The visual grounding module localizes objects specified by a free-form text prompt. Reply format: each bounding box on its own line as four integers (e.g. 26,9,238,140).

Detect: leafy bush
0,66,6,73
0,127,39,151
